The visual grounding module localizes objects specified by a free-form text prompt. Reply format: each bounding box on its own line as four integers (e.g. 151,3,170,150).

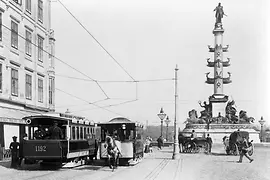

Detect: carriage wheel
233,143,239,156
248,143,254,156
194,144,200,153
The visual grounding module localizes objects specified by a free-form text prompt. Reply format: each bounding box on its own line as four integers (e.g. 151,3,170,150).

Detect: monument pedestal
182,123,260,144
209,94,228,117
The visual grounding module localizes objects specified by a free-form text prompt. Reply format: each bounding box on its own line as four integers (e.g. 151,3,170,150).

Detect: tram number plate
35,145,47,152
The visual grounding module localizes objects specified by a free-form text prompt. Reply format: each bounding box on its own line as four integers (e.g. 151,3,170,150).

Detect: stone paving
0,144,270,180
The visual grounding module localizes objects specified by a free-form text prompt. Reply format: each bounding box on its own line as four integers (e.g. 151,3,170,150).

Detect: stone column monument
182,3,260,144
206,3,231,118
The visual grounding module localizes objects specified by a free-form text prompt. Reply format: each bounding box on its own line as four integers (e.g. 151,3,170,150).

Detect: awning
0,107,41,124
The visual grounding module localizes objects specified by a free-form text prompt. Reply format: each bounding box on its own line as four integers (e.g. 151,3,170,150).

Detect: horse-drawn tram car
98,117,144,166
21,113,100,167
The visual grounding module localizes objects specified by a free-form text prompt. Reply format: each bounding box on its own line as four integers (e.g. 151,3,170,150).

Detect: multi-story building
0,0,55,156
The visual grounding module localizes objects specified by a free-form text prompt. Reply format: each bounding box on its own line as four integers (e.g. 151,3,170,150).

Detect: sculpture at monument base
225,100,238,123
185,101,255,125
186,109,206,124
239,110,255,124
198,100,212,119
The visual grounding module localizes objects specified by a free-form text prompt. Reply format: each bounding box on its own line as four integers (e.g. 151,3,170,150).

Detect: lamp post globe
157,108,166,137
259,116,266,142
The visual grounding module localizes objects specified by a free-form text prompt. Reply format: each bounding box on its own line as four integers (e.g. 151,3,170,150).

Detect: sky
51,0,270,129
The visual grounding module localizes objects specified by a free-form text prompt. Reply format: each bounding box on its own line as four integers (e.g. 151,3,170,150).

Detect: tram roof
109,117,133,124
22,112,96,125
98,117,144,127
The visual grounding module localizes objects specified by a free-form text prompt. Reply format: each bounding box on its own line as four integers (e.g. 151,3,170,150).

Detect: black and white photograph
0,0,269,179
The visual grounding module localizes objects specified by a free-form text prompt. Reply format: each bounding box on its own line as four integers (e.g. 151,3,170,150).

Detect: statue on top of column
213,3,227,24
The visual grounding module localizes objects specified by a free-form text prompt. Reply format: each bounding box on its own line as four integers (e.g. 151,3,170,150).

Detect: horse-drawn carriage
98,117,144,169
223,130,254,156
179,134,211,153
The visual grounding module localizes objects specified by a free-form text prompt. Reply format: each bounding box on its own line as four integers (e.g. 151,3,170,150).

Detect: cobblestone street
0,144,269,180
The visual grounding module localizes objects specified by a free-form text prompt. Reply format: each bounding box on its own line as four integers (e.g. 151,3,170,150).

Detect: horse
104,135,121,171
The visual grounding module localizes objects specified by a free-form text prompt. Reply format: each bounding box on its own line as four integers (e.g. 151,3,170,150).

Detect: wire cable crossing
58,0,136,82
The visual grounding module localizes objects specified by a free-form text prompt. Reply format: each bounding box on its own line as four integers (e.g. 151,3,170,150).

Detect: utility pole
172,65,180,159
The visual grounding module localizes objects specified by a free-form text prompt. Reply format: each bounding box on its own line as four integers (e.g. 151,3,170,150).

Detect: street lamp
165,116,171,141
157,108,166,137
172,64,180,160
259,116,265,142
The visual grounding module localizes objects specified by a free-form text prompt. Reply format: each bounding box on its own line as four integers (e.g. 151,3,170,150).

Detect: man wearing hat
9,136,20,168
48,121,63,139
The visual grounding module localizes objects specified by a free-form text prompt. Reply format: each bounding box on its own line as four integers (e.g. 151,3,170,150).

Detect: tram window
84,127,86,139
80,127,83,139
76,126,79,140
72,126,75,140
101,129,105,141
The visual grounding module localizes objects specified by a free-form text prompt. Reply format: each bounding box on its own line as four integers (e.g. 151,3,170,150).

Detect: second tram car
98,117,144,165
21,113,100,167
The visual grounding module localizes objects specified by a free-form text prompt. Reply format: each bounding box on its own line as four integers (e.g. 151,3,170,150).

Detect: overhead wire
1,24,109,99
57,0,136,82
55,88,132,118
55,74,174,83
72,99,138,113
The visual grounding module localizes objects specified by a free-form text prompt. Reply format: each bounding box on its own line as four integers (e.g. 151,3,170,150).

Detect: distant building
0,0,55,154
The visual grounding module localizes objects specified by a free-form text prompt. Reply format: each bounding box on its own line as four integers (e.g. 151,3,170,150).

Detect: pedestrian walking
9,136,20,168
144,137,151,153
237,137,253,163
206,134,213,153
157,136,163,150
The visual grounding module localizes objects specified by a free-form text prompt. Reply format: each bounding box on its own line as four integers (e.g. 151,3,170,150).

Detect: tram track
144,159,170,180
23,164,108,180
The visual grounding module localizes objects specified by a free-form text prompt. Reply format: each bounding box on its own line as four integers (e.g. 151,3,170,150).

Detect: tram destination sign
0,117,26,124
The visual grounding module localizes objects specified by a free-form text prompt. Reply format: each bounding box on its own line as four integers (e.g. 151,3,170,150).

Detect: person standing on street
9,136,20,168
206,134,213,153
237,137,254,163
191,130,197,139
157,136,163,150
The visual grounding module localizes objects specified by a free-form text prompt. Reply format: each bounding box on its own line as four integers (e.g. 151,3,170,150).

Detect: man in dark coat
238,137,253,163
48,121,63,139
206,134,213,153
157,136,163,150
9,136,20,168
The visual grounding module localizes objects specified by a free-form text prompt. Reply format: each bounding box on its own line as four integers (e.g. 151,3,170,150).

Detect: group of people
190,129,253,163
34,121,64,140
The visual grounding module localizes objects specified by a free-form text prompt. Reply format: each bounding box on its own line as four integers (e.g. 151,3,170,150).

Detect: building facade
0,0,55,156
